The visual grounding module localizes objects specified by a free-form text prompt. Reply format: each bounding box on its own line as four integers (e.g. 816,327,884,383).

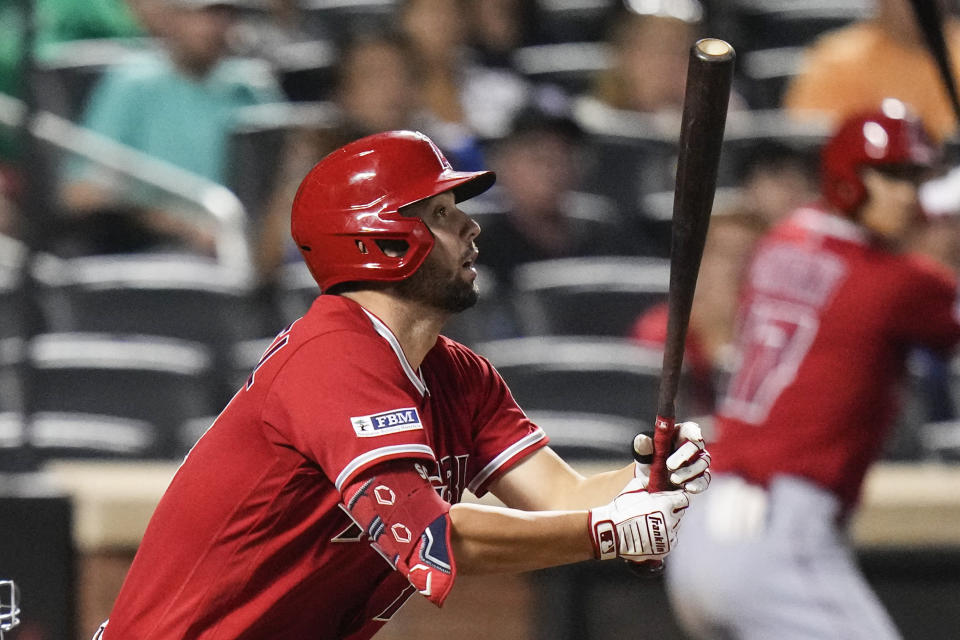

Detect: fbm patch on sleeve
351,407,423,437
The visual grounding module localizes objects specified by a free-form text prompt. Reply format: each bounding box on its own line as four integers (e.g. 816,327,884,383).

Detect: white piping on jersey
361,309,430,397
467,429,546,494
792,207,869,245
373,584,416,622
336,444,436,491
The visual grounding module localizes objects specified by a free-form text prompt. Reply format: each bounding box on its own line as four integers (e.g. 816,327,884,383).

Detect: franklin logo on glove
649,515,667,555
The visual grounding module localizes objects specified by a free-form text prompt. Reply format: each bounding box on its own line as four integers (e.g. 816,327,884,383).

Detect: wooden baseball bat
906,0,960,127
645,39,735,493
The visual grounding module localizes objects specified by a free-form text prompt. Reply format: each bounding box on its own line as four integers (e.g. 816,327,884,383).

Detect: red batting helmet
291,130,495,291
821,99,938,214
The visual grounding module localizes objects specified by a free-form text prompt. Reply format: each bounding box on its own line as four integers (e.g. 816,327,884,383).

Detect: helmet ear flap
835,178,865,213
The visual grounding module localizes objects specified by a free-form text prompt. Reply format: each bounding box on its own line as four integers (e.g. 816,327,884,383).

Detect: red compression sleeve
342,460,457,607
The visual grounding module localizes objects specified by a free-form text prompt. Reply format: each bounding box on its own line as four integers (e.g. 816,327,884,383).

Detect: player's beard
396,252,479,314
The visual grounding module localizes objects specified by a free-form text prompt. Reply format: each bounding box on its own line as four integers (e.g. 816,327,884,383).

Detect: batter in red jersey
665,100,960,640
93,130,711,639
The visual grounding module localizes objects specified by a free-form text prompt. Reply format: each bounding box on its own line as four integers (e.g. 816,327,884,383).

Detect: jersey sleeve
890,257,960,353
446,345,548,497
263,332,436,493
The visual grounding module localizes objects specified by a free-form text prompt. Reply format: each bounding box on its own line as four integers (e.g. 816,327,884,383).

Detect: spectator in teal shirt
60,0,282,256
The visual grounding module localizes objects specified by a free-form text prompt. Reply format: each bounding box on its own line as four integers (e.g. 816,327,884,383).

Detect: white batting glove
633,421,711,494
588,478,690,562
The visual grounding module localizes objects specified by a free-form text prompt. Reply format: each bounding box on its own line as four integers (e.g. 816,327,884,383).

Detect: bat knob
694,38,735,62
628,559,664,577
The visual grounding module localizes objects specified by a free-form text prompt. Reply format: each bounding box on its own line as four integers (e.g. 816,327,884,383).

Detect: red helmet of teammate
821,99,938,214
291,130,495,291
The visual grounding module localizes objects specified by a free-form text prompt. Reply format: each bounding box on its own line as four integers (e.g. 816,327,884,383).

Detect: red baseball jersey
712,206,960,508
101,295,547,639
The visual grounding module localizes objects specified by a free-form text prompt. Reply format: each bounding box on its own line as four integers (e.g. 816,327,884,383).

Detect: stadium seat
272,40,339,103
739,47,807,110
717,0,870,53
36,253,261,403
31,38,153,122
38,253,261,342
721,109,831,177
297,0,398,40
525,409,645,460
0,412,26,471
473,336,682,421
26,332,219,459
274,261,321,325
0,235,29,341
578,129,679,216
228,101,343,221
512,42,611,96
0,236,30,437
917,420,960,462
440,264,513,347
531,0,616,44
510,256,670,337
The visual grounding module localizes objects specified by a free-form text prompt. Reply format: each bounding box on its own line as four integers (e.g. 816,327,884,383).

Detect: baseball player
92,130,710,639
664,99,960,640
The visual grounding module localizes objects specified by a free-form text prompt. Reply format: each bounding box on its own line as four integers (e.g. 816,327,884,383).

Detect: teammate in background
630,209,768,417
93,131,711,639
664,100,960,639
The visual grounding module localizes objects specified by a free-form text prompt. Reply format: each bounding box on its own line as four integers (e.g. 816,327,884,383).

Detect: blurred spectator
399,0,529,145
0,0,144,106
335,31,423,138
734,140,820,226
630,209,767,415
588,0,704,116
59,0,282,255
398,0,469,125
783,0,960,144
466,0,534,69
477,105,629,289
0,0,144,164
905,166,960,425
229,0,321,62
461,0,536,138
0,167,21,240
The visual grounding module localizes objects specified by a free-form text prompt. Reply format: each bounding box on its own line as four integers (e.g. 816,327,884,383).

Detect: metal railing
0,91,253,280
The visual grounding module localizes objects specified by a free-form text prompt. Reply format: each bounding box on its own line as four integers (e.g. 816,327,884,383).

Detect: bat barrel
656,38,735,421
647,39,734,495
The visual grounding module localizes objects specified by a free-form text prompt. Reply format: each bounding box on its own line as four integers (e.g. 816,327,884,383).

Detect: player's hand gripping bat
906,0,960,129
646,39,735,495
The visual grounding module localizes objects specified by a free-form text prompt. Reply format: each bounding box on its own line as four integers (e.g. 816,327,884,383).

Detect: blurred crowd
1,0,960,462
